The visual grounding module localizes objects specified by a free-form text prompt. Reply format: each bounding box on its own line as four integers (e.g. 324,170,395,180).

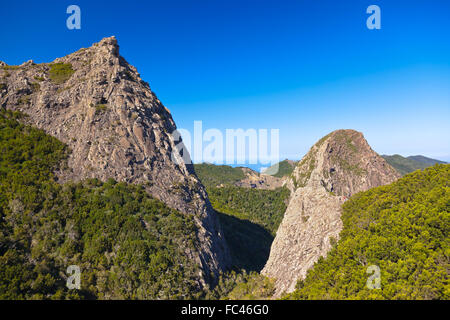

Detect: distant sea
193,162,285,173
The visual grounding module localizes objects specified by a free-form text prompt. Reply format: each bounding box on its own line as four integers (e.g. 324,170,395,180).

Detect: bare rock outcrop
0,36,231,286
262,129,400,296
234,167,286,190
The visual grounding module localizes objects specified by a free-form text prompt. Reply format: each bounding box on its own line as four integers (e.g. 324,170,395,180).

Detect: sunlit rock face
262,129,400,297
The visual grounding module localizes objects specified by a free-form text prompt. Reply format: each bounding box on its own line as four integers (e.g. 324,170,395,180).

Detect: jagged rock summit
262,129,400,297
0,36,231,286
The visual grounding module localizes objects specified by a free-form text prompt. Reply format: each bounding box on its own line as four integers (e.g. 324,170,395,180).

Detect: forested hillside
194,164,246,189
211,186,290,272
194,163,290,271
286,164,449,300
0,110,203,299
408,155,446,166
382,154,446,176
209,186,290,237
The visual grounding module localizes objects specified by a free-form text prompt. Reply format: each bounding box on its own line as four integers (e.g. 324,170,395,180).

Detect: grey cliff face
262,129,400,297
0,36,231,286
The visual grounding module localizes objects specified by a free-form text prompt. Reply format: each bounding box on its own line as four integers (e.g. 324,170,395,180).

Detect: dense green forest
209,186,289,237
209,185,289,272
206,270,275,300
286,164,449,300
382,154,446,176
194,163,290,271
194,163,246,189
0,110,202,299
191,163,290,298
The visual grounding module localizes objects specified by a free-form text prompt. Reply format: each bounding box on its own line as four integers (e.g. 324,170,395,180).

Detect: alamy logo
66,5,81,30
366,265,381,289
66,265,81,289
171,121,280,173
366,5,381,30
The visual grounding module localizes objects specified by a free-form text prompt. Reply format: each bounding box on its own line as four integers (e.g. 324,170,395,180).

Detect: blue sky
1,0,449,165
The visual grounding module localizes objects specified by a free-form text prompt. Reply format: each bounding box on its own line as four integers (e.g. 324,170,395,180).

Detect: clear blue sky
1,0,449,165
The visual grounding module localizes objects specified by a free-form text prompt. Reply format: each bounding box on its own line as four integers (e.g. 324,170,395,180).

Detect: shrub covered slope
286,164,449,300
0,110,202,299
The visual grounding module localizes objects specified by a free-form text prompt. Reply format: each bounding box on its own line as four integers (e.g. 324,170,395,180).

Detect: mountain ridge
382,154,447,176
0,36,231,286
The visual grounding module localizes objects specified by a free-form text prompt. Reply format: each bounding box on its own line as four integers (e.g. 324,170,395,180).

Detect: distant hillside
194,163,246,189
408,155,446,166
212,186,290,271
262,159,297,178
286,164,450,300
382,154,447,175
194,163,284,190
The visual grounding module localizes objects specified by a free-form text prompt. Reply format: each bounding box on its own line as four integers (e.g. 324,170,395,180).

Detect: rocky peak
0,37,231,286
287,129,400,196
262,129,400,297
97,35,120,55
